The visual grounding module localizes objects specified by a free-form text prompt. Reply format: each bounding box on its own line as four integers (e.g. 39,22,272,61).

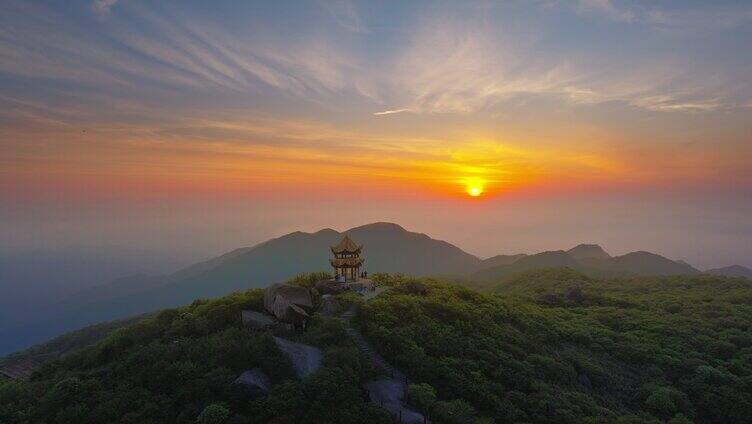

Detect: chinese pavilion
330,235,364,282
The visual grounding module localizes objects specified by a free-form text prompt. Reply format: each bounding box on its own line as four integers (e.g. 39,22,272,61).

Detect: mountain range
705,265,752,279
471,247,702,281
1,222,749,355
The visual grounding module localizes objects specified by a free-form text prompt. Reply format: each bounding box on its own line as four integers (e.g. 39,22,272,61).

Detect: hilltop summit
567,244,611,260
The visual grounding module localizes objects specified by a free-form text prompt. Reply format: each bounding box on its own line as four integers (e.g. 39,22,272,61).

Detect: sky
1,0,751,269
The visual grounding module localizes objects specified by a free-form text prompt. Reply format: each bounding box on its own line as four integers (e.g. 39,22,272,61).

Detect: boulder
271,294,310,325
234,368,271,397
264,284,314,312
273,337,322,379
363,379,426,424
315,279,348,295
241,310,275,330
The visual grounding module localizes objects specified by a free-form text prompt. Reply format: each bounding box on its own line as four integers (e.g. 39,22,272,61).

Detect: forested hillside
360,271,752,423
0,281,393,423
2,271,751,423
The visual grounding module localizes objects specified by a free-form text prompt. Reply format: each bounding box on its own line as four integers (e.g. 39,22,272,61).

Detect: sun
462,177,486,197
467,186,483,197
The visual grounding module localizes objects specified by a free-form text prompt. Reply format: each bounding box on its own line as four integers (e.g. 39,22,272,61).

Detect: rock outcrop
270,294,310,325
273,337,322,379
234,368,271,397
315,279,348,295
363,379,426,424
241,310,275,330
264,284,313,311
263,284,314,325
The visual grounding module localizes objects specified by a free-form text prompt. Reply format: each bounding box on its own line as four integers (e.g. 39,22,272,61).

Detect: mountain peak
347,222,406,233
606,251,699,275
705,265,752,279
567,244,611,260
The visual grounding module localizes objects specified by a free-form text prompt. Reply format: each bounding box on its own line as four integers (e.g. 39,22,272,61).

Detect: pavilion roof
330,257,364,268
331,235,362,254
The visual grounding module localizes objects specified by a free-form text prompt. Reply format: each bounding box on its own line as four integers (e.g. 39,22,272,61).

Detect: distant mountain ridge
0,223,480,355
2,224,746,356
705,265,752,279
474,254,528,271
472,245,701,281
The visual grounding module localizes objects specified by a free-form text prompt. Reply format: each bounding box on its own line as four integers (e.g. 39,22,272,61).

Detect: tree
431,399,478,424
407,383,437,416
196,403,229,424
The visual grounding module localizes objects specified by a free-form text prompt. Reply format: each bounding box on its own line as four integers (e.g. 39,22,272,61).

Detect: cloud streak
374,109,410,116
2,0,745,118
576,0,634,22
383,15,729,115
92,0,118,16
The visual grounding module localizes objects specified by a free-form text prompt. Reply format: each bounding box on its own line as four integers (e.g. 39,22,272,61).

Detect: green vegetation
359,270,752,423
1,316,144,367
2,269,751,423
0,285,389,424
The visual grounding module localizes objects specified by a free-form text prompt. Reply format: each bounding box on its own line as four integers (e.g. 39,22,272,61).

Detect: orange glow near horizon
3,113,746,204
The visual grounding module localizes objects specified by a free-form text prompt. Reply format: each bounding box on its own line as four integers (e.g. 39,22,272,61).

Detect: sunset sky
1,0,751,268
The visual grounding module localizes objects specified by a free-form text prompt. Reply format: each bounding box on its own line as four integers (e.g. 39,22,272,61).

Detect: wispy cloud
630,95,721,113
647,6,752,32
380,12,739,115
322,0,368,33
1,0,748,135
389,18,565,114
576,0,634,22
92,0,118,16
0,1,367,100
374,109,410,116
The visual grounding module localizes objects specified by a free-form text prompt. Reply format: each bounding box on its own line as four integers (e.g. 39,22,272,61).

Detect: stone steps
339,302,425,422
341,306,407,382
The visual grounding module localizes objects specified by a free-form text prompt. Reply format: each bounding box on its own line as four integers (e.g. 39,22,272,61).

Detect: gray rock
264,284,314,312
241,310,275,329
234,368,271,397
271,294,310,325
364,379,406,404
315,279,348,295
273,337,322,379
364,379,426,423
